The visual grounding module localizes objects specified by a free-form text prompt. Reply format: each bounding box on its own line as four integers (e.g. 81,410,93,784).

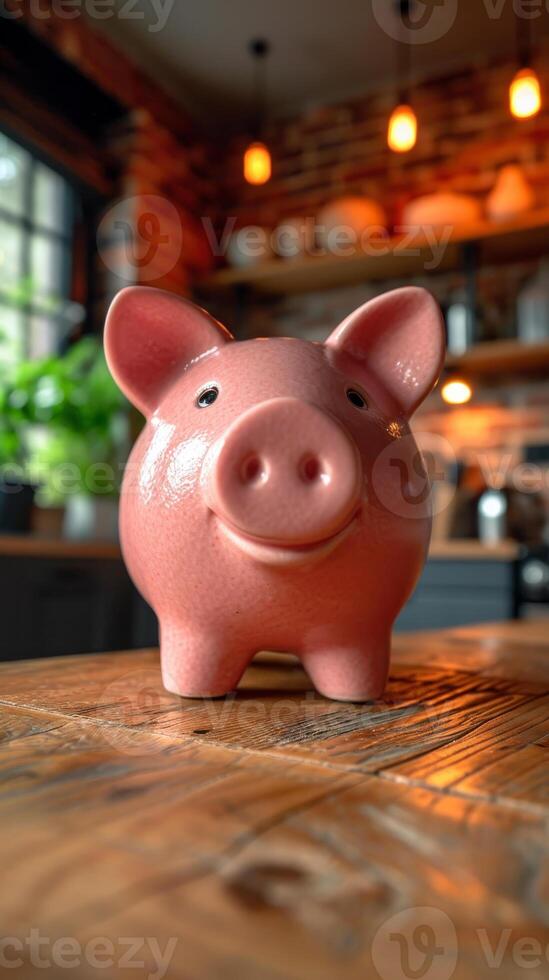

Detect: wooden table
1,621,548,980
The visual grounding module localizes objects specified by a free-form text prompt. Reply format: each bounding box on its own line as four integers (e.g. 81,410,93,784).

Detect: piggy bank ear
104,286,233,416
326,287,445,417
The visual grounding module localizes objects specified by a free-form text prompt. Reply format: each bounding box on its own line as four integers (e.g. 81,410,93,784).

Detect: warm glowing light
509,68,542,119
244,141,272,185
387,104,417,153
441,379,473,406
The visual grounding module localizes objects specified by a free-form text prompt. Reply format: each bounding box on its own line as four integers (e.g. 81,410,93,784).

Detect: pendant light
509,10,542,119
388,0,418,153
441,378,473,406
243,39,272,185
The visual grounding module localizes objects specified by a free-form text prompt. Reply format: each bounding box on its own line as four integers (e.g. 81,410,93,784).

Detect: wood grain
1,621,548,979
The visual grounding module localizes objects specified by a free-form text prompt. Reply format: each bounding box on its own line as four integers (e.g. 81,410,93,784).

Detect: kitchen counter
0,621,548,979
0,533,518,561
428,538,520,560
0,533,121,560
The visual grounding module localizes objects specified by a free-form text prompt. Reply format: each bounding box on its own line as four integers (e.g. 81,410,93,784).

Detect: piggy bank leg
160,621,252,698
301,631,390,702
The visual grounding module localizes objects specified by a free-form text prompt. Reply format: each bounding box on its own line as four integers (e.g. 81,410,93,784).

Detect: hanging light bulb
441,378,473,406
388,1,418,153
388,103,417,152
509,10,542,119
243,39,272,185
510,67,541,119
244,141,272,185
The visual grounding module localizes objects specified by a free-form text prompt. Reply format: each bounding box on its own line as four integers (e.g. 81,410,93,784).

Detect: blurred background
1,0,549,660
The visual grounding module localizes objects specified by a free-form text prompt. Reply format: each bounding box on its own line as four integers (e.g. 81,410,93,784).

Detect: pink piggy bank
105,285,444,701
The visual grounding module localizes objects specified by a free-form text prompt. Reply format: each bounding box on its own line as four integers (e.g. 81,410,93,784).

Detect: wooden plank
387,695,549,801
154,782,548,980
1,622,548,978
0,702,67,744
449,744,549,807
1,627,547,811
394,623,549,685
0,711,357,945
0,710,547,979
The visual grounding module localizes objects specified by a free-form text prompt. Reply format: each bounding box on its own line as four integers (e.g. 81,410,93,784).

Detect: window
0,131,76,365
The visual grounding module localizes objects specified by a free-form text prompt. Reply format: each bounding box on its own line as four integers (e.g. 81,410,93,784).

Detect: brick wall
95,110,216,316
210,47,549,491
221,44,549,233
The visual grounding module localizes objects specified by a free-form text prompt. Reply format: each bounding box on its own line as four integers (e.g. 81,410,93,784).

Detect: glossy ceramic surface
105,285,445,701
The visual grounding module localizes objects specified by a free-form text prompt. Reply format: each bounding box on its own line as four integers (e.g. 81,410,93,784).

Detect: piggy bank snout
205,397,361,545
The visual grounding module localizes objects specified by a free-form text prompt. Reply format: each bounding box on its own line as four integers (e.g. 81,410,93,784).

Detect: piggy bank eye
197,386,219,408
346,388,367,410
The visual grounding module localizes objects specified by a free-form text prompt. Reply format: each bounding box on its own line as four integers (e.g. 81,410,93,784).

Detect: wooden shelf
200,208,549,296
428,539,519,561
446,339,549,376
0,535,121,560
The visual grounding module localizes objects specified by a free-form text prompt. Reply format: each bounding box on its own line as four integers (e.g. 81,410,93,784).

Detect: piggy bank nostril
300,455,326,484
241,454,266,485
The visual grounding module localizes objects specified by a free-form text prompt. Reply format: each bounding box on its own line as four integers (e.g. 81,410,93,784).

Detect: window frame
0,130,76,361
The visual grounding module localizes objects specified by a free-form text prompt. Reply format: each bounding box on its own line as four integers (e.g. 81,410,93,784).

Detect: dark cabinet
0,546,517,661
396,556,517,632
0,554,157,661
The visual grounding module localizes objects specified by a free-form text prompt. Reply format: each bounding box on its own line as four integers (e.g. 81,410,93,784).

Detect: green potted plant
0,336,129,539
0,276,76,532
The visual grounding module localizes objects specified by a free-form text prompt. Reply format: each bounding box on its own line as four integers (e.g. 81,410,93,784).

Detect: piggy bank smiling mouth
213,509,361,567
